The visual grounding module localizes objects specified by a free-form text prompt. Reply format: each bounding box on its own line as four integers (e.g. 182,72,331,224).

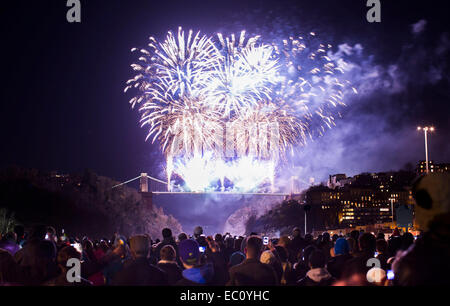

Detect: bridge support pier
141,191,153,210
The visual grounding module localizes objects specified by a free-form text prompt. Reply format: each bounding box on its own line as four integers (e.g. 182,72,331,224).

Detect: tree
0,208,16,234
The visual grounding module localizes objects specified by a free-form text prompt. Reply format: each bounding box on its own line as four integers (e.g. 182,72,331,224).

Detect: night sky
1,0,449,187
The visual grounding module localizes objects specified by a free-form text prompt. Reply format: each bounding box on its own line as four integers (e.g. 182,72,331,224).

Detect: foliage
0,208,16,235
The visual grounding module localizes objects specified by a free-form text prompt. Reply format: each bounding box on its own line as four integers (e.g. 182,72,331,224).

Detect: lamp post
303,204,311,235
390,197,394,224
417,126,434,173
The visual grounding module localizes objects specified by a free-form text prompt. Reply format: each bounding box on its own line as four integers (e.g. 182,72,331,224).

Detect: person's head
278,235,290,248
229,251,245,267
178,232,188,242
160,245,176,261
346,237,356,254
30,224,47,240
178,239,200,268
25,240,58,284
13,224,24,241
376,239,388,254
214,233,223,243
275,245,288,263
334,238,350,256
234,237,243,251
100,240,109,253
129,235,150,259
322,232,330,242
46,226,56,241
57,246,81,272
162,228,172,239
388,236,402,257
401,232,414,250
82,239,94,252
292,227,301,238
225,236,234,249
244,236,263,259
304,234,313,243
309,250,326,269
376,232,385,241
193,226,203,238
301,245,316,265
350,230,360,243
332,234,339,242
359,233,376,255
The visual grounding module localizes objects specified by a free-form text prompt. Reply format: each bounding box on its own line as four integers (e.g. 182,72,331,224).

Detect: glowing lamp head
417,126,421,131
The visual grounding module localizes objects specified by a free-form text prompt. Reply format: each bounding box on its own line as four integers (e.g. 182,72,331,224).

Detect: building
305,171,416,231
416,160,450,174
435,163,450,173
327,174,354,189
416,160,436,174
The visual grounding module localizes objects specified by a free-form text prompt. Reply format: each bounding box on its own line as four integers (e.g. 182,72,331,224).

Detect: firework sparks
126,28,355,192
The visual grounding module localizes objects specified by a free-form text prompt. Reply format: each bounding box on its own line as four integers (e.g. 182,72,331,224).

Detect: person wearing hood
392,173,450,286
327,238,353,279
175,239,218,285
111,235,167,286
157,245,182,285
155,228,181,266
297,249,335,286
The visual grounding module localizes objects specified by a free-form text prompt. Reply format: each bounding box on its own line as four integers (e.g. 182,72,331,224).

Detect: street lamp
417,126,435,173
303,204,311,235
389,197,395,224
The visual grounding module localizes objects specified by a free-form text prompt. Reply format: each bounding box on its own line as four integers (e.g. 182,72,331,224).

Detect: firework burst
126,27,355,192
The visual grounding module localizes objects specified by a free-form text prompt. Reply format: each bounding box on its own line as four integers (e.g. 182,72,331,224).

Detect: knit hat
334,238,350,255
179,239,200,265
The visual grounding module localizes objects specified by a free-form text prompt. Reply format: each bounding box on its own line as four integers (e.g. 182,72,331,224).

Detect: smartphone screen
199,246,206,252
263,236,269,245
387,270,394,280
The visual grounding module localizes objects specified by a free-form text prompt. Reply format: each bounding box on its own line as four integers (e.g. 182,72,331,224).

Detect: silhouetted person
111,235,167,286
297,250,335,286
157,245,182,285
393,173,450,286
176,238,226,286
155,228,179,263
327,238,352,279
45,246,92,286
228,236,278,286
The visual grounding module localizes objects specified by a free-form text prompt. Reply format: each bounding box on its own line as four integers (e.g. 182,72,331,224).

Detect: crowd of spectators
0,223,446,286
1,172,449,286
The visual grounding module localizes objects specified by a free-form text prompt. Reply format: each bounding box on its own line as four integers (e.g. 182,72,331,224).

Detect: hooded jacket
176,262,215,286
297,268,335,286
